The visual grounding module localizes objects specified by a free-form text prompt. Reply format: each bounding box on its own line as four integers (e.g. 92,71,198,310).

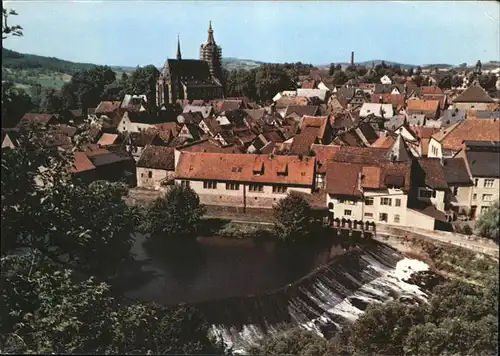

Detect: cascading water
205,245,430,354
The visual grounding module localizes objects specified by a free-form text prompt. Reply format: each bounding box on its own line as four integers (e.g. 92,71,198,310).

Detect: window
453,187,458,196
225,183,240,191
272,185,287,194
394,214,400,223
473,193,477,201
365,197,374,206
482,194,493,202
181,180,190,188
395,198,401,207
381,197,392,206
364,212,373,218
484,179,495,188
480,206,489,214
474,178,479,187
249,183,264,192
379,213,388,222
203,181,217,189
419,189,433,198
344,210,352,216
148,171,152,179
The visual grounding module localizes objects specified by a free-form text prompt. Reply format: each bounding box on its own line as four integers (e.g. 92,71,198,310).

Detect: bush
140,184,206,239
462,224,473,236
273,191,314,243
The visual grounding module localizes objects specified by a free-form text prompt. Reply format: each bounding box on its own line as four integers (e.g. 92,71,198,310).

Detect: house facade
174,152,316,209
136,146,176,190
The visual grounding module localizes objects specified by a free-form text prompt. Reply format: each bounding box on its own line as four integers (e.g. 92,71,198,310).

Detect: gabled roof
407,99,440,114
332,146,389,164
16,113,57,130
465,146,500,178
439,108,466,128
97,133,119,146
69,152,96,173
275,96,310,108
310,144,342,173
137,145,175,170
416,158,448,189
176,138,244,154
443,158,472,185
95,101,121,114
175,152,315,186
432,118,500,150
453,85,494,103
290,126,318,155
284,105,319,118
418,85,444,96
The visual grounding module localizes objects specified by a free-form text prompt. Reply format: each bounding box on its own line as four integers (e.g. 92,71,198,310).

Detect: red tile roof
370,94,405,109
176,152,316,186
372,134,395,149
69,152,96,173
419,85,443,95
407,99,440,114
432,118,500,151
16,113,56,129
453,85,494,103
275,96,310,108
176,139,245,154
290,126,318,155
95,101,121,114
310,144,342,173
416,158,448,189
137,145,175,170
97,133,119,146
332,146,389,164
325,161,363,197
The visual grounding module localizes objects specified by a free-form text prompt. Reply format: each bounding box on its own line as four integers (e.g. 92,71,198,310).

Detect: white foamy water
211,257,430,354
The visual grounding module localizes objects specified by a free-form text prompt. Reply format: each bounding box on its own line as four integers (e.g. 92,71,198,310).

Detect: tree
68,66,116,109
331,70,348,85
273,191,314,243
59,82,79,110
437,74,452,90
328,63,336,76
0,253,229,354
2,8,23,39
1,81,34,127
39,87,62,113
415,66,422,75
479,73,497,93
126,65,160,104
141,184,206,239
345,301,425,355
254,64,296,101
451,75,463,88
475,200,499,241
248,328,328,356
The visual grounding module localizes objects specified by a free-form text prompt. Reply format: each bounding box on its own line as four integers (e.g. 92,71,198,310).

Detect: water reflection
118,229,355,306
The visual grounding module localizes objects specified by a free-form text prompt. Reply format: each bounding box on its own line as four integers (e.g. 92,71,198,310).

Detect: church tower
200,21,223,82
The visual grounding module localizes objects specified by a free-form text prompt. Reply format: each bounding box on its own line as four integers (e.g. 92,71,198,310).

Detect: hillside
1,49,263,89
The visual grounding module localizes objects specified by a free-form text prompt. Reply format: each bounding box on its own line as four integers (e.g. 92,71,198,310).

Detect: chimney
379,95,383,104
357,172,363,191
351,51,354,66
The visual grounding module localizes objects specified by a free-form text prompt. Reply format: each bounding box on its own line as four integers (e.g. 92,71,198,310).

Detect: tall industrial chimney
351,51,354,66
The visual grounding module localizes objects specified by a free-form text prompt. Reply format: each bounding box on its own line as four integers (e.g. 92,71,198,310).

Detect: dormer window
277,163,288,176
253,161,264,175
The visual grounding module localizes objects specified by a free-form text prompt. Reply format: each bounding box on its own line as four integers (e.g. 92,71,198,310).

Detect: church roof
162,59,213,81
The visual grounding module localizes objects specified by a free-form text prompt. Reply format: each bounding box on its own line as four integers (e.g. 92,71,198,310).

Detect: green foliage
331,70,348,85
438,74,452,89
2,8,23,39
0,253,229,354
1,81,34,127
255,64,297,101
346,301,425,355
65,65,116,109
475,200,499,241
141,184,206,239
273,191,314,243
2,48,95,73
126,65,161,104
39,87,63,113
249,328,328,356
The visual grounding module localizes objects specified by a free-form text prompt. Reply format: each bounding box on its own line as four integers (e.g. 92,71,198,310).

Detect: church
156,22,224,107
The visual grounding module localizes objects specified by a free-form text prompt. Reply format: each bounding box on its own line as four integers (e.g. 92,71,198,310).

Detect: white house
380,75,392,85
359,103,394,118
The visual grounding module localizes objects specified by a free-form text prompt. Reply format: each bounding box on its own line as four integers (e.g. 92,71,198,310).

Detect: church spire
207,20,214,44
176,34,182,60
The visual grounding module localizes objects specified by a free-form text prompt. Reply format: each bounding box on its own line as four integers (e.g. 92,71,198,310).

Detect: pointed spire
176,34,182,60
207,20,214,44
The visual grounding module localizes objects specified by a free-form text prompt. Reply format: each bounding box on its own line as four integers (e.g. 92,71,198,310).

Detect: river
116,232,430,353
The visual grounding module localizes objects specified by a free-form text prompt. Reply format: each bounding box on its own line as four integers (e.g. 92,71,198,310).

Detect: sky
3,0,500,68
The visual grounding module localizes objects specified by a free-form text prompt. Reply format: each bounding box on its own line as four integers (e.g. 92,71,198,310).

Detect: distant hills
2,48,498,90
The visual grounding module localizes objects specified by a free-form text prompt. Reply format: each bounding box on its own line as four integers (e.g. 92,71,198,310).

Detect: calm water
117,233,347,306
